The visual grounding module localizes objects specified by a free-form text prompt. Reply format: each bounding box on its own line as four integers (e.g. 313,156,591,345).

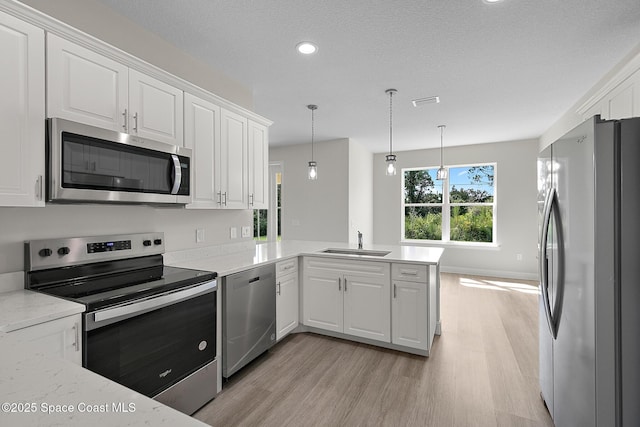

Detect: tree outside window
403,164,495,244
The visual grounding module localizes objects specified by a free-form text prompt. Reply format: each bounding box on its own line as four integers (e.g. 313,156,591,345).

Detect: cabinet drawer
392,263,428,282
276,258,298,277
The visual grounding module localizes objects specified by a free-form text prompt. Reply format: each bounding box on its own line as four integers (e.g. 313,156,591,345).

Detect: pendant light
307,104,318,180
436,124,448,180
385,89,397,176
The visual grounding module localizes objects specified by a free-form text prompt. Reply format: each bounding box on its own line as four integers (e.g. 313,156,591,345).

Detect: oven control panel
87,240,132,253
25,232,165,271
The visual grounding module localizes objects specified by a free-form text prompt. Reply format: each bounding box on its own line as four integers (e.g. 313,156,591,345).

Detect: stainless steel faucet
357,231,363,249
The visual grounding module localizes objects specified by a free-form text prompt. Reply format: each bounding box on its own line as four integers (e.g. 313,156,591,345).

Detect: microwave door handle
170,154,182,195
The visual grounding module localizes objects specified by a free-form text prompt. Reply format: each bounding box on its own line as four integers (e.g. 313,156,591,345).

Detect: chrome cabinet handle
393,283,397,298
223,192,227,206
277,282,281,295
73,322,80,352
402,270,418,276
36,175,43,201
250,193,254,206
133,112,138,132
217,191,222,205
344,278,347,292
122,108,128,131
338,277,341,291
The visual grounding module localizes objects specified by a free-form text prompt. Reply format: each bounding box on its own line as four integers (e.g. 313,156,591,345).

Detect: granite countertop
0,291,207,427
0,289,85,332
0,332,208,427
167,240,444,277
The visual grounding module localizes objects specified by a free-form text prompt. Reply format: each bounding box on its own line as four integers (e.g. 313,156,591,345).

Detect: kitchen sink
320,248,391,257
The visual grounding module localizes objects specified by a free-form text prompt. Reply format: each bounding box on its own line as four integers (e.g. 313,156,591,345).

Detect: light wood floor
194,273,555,427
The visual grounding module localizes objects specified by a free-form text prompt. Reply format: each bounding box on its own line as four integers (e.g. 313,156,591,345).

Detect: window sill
400,240,501,250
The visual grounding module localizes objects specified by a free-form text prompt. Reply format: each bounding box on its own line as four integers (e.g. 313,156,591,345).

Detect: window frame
401,162,497,247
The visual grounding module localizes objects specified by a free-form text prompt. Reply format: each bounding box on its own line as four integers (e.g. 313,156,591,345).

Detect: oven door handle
90,280,216,330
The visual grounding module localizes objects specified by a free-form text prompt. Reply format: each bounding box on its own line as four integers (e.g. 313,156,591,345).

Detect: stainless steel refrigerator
538,115,640,427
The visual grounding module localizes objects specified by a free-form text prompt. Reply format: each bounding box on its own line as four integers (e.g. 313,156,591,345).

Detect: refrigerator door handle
540,187,557,338
550,188,565,338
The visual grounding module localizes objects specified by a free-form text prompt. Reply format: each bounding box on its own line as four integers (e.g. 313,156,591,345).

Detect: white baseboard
440,266,538,281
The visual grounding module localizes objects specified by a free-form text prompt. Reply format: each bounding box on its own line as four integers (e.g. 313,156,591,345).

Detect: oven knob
39,248,52,257
57,247,70,256
154,239,162,245
143,240,152,247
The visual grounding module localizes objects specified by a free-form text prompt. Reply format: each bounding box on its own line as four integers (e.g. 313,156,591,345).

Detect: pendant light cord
439,125,446,167
311,107,315,161
389,90,393,156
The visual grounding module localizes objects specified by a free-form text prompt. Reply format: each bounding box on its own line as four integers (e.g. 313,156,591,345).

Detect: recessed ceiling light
296,41,318,55
483,0,503,3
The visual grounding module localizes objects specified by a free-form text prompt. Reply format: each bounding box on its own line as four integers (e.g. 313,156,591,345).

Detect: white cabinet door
302,270,343,333
184,93,221,208
391,280,428,349
220,109,248,209
129,69,183,146
343,273,390,342
248,120,269,209
47,33,128,132
9,314,82,365
0,12,45,207
276,272,299,340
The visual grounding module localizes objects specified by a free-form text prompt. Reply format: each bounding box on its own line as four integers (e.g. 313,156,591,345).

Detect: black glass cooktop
26,255,216,311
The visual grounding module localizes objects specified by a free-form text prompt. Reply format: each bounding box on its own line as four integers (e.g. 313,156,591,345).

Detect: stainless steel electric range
24,232,218,415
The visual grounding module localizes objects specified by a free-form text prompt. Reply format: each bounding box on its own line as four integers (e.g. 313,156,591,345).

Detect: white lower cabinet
391,263,435,352
392,279,428,349
275,258,299,340
302,257,390,343
9,314,82,365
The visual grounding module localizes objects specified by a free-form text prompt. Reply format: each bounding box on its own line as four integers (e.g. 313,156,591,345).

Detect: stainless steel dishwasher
222,263,276,378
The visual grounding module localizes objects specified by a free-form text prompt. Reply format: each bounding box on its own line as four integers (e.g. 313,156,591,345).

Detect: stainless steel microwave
47,118,191,205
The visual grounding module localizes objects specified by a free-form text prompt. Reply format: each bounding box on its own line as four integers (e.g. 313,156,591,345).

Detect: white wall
19,0,253,109
270,140,350,242
373,139,539,280
0,205,252,274
348,140,373,244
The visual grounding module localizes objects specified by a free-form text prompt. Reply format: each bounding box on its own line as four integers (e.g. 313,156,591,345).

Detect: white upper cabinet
47,34,128,132
184,93,221,209
0,11,45,207
128,69,183,146
220,109,248,209
47,34,184,146
248,120,269,209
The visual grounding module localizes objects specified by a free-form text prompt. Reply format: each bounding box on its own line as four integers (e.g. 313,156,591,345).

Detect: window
254,163,282,242
402,164,495,244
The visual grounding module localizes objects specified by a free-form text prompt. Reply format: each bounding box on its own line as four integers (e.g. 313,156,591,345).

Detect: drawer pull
401,270,418,276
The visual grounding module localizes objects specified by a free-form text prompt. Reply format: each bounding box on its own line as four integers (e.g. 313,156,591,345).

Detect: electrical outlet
241,226,251,238
196,228,205,243
516,253,523,261
230,227,237,239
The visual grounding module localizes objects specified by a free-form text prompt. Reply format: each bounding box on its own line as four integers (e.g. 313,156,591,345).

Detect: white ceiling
96,0,640,153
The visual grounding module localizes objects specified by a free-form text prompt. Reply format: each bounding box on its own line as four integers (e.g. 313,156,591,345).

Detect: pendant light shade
436,124,448,180
307,104,318,180
385,89,397,176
